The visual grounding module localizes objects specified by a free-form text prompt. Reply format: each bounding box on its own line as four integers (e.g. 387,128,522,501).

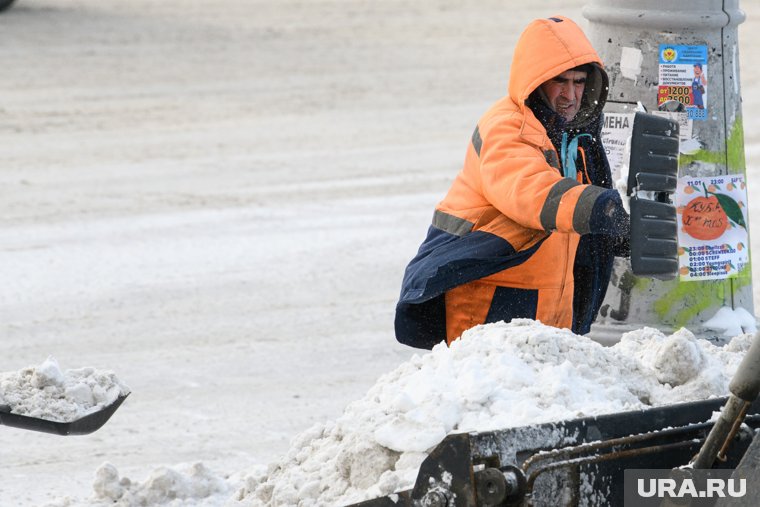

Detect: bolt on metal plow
350,332,760,506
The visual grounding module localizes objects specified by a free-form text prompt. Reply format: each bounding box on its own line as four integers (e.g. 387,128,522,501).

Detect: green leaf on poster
710,192,746,230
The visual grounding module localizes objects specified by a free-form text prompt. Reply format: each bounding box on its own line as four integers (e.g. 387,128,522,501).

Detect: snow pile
703,306,758,337
0,357,130,422
86,462,232,506
229,320,751,507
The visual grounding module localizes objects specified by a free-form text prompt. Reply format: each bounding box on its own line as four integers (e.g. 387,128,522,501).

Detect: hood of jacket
508,16,608,130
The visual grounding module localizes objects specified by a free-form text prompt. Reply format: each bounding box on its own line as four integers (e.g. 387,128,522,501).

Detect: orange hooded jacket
395,16,628,348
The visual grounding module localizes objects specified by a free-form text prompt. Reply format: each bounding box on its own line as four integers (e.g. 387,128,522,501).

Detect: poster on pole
658,44,708,121
651,110,693,146
676,175,749,281
600,113,635,181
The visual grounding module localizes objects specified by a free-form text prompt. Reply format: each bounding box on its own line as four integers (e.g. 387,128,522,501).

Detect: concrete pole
583,0,754,342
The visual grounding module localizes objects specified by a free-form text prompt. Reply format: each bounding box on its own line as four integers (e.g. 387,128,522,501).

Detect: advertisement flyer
658,44,708,120
600,112,635,180
676,175,749,281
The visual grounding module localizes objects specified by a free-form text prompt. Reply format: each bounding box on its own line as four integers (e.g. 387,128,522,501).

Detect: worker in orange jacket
395,16,630,349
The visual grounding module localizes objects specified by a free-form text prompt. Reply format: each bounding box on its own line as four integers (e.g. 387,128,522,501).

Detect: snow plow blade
0,393,129,436
348,396,760,506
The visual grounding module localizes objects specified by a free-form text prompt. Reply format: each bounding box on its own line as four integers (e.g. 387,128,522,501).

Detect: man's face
539,69,587,122
694,65,702,76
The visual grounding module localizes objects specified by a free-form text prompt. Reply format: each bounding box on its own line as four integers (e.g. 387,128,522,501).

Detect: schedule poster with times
676,175,749,281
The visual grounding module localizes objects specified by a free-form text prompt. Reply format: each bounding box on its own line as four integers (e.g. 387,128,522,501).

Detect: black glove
589,191,630,237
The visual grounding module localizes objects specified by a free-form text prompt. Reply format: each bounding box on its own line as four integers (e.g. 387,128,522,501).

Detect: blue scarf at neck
527,96,596,180
560,131,592,180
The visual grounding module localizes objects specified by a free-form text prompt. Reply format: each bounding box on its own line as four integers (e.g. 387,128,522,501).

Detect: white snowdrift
89,462,231,507
225,320,750,507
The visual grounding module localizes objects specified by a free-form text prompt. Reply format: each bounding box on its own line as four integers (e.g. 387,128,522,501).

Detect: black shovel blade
0,393,129,436
628,111,679,195
630,196,679,279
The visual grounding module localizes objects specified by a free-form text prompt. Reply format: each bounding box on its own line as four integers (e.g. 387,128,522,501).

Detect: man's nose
559,82,573,98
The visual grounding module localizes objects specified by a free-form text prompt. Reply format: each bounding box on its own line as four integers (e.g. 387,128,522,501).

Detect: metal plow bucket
349,397,760,507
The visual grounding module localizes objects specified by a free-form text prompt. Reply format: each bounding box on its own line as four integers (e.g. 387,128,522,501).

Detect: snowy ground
0,0,759,505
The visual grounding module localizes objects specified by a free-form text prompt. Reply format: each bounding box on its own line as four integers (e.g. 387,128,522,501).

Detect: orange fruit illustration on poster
681,183,746,241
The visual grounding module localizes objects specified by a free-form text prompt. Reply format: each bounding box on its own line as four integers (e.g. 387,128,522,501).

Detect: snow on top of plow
229,320,751,507
0,356,130,423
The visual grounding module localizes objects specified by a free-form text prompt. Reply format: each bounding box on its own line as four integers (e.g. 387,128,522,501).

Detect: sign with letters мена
600,112,635,181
